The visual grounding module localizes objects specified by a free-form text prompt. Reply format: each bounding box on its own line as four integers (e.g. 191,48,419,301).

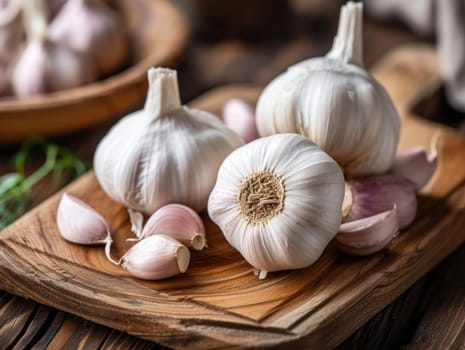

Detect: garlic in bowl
0,0,188,143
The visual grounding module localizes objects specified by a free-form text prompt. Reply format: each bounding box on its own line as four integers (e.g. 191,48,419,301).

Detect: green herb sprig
0,138,87,230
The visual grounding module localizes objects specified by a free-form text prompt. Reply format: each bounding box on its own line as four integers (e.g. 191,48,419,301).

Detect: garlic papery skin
342,174,417,229
94,68,243,218
335,207,399,256
255,2,400,177
119,234,190,280
208,133,345,277
48,0,127,76
12,0,96,97
390,147,437,191
140,204,206,250
223,99,259,143
56,193,118,264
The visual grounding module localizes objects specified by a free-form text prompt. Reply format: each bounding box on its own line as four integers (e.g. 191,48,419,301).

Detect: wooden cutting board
1,45,465,350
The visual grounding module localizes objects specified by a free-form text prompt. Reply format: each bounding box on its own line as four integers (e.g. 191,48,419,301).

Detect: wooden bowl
0,0,189,144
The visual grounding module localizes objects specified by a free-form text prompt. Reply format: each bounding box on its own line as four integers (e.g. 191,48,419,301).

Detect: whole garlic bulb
208,133,345,278
48,0,127,75
255,2,400,177
12,0,96,97
94,68,243,218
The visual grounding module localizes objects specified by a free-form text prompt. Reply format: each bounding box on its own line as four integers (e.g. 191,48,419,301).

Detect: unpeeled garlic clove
342,174,417,229
119,234,190,280
57,193,110,245
56,193,117,264
335,207,399,256
140,204,206,251
222,99,259,143
390,146,437,190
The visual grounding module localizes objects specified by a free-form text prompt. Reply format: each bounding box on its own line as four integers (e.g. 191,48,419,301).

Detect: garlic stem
326,1,364,67
143,68,182,121
104,236,119,266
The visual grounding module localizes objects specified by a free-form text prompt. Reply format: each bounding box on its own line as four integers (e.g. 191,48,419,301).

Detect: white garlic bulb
12,0,96,97
94,68,243,220
255,2,400,177
48,0,127,76
208,133,345,278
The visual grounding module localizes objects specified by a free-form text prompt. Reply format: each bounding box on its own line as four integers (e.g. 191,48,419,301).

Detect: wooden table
1,6,464,349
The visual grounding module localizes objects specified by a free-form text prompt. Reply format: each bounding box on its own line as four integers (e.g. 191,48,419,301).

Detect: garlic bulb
94,68,243,222
140,204,207,250
118,234,190,280
48,0,127,75
255,2,400,177
12,0,96,97
208,133,345,278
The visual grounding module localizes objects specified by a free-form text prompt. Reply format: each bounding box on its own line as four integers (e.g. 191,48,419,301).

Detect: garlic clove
222,99,259,143
342,174,417,229
120,234,190,280
390,146,437,191
48,0,128,76
57,193,110,245
140,204,206,251
335,207,399,256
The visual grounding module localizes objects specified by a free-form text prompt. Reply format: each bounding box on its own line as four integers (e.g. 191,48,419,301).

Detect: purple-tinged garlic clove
342,174,417,229
335,207,399,256
223,98,259,143
119,235,190,280
140,204,206,251
390,146,437,191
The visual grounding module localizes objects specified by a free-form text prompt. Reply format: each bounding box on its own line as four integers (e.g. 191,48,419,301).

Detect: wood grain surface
0,0,189,144
1,45,465,349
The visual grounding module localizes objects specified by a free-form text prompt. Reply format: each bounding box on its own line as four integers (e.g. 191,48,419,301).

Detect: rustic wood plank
407,243,465,350
12,304,57,350
100,329,160,350
31,310,66,350
0,295,35,349
1,45,465,349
